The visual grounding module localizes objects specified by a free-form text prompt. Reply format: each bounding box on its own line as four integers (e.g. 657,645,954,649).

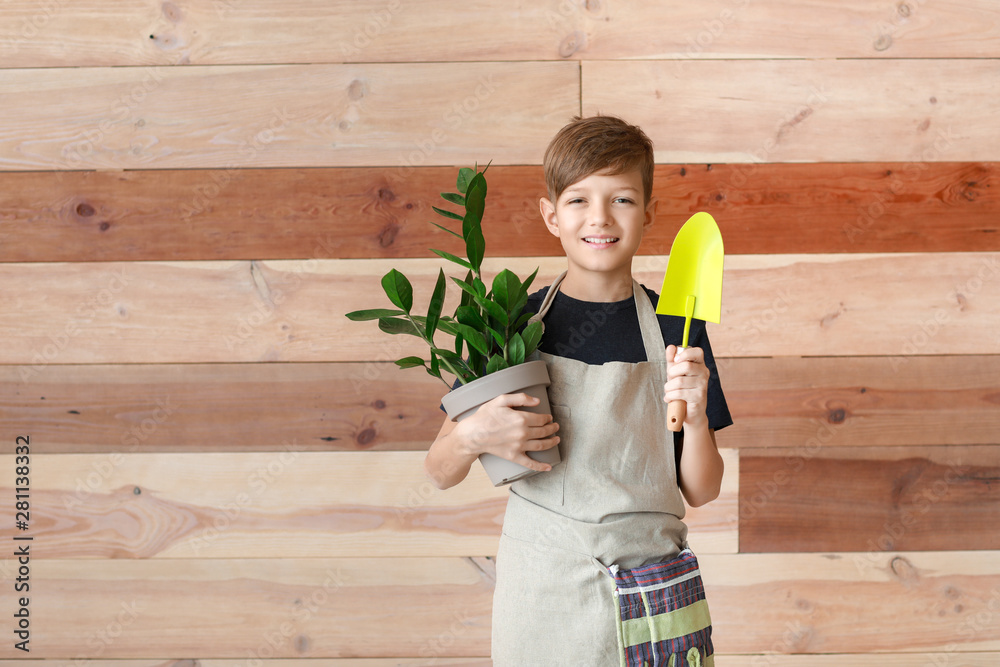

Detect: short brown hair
543,115,654,204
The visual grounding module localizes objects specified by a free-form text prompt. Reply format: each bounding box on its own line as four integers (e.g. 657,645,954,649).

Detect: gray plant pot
440,359,562,486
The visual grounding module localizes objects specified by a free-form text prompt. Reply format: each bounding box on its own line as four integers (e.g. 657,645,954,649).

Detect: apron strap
528,271,668,363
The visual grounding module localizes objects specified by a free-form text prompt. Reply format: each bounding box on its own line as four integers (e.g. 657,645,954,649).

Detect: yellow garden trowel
656,212,724,432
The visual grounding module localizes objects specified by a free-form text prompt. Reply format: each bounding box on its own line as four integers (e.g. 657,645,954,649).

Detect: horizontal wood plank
0,62,577,171
5,658,1000,667
0,451,737,558
717,355,1000,449
2,552,997,657
1,1,998,67
585,60,1000,163
2,162,997,263
2,254,999,364
738,445,1000,553
4,355,998,455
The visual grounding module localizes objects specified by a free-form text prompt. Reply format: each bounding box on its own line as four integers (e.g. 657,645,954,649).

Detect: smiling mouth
583,237,619,245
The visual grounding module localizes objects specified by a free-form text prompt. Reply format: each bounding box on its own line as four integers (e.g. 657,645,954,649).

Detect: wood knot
378,187,395,202
873,33,893,51
373,399,386,410
294,634,311,653
377,222,399,247
99,221,111,232
679,167,687,177
162,1,182,23
827,408,846,424
76,203,95,217
558,30,587,58
133,487,142,495
897,2,912,17
348,79,367,100
929,96,937,104
584,0,601,11
356,427,376,447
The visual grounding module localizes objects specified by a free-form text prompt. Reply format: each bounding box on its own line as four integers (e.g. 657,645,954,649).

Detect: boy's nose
589,202,611,224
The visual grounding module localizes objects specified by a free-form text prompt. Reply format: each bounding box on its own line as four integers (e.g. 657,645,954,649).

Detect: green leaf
473,277,487,298
492,269,521,312
451,276,481,303
513,311,534,332
380,269,413,313
520,266,540,297
457,167,475,194
345,308,405,321
485,354,509,375
430,221,462,239
454,324,488,355
440,192,466,206
484,325,506,349
429,349,440,378
456,304,487,330
459,270,474,309
521,320,543,357
455,331,464,355
480,299,508,328
430,248,473,270
463,175,487,274
507,332,525,366
395,356,426,369
432,206,464,222
425,269,447,341
378,317,421,336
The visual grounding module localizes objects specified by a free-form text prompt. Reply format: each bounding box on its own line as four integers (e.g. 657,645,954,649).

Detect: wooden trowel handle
667,345,686,432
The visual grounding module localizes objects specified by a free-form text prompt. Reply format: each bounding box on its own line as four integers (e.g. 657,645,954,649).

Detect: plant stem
404,312,470,386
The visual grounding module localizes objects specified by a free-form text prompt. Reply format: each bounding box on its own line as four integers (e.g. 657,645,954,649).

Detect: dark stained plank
1,163,997,262
738,445,1000,553
4,356,998,454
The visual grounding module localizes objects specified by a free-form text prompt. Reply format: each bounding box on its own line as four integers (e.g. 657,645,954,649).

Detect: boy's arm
424,393,561,490
664,344,725,507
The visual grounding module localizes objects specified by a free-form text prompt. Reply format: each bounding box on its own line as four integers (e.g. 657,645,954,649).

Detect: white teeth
584,237,618,244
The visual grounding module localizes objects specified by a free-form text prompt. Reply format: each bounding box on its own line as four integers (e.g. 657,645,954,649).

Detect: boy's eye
614,197,635,204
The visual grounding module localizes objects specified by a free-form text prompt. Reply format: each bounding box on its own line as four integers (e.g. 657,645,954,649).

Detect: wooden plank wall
1,1,999,663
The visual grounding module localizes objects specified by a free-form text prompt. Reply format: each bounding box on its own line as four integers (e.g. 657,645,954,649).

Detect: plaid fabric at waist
608,549,714,667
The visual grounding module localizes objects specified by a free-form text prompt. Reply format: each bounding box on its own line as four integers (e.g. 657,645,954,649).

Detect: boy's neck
558,267,635,302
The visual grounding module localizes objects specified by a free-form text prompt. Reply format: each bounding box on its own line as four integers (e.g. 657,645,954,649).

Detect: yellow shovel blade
655,212,724,325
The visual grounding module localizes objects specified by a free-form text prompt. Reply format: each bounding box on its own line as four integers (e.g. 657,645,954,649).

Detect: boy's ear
539,197,560,237
643,196,659,231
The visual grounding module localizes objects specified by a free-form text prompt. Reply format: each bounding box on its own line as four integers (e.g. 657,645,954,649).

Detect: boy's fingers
665,344,677,364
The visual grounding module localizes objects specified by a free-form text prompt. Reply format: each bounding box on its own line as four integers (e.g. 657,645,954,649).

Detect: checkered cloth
608,549,714,667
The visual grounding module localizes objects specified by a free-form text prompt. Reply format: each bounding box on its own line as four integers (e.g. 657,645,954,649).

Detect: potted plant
346,165,560,485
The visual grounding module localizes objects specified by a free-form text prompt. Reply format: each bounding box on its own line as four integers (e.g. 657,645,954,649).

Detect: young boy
425,115,732,666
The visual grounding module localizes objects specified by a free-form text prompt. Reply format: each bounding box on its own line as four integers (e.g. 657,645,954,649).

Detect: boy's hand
664,345,710,429
453,393,560,472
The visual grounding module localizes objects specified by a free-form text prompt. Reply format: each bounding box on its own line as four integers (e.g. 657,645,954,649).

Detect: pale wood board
584,59,1000,163
1,658,1000,667
0,62,578,170
0,552,997,657
2,254,999,364
1,1,998,66
0,450,738,558
3,356,998,453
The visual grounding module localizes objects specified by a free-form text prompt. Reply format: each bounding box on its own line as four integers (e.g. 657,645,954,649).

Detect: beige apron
492,271,691,665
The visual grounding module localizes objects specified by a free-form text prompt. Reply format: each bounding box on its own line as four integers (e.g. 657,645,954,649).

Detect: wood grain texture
717,355,1000,449
3,254,999,364
1,1,998,67
0,62,578,170
0,451,738,558
4,658,999,667
705,551,1000,654
585,59,1000,163
0,558,495,659
3,552,997,658
2,162,997,263
738,445,1000,553
4,356,998,455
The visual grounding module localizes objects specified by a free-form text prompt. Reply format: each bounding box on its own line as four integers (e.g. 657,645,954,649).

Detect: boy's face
540,168,656,288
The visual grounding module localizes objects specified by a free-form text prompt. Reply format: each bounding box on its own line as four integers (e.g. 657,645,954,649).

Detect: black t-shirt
442,283,733,436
